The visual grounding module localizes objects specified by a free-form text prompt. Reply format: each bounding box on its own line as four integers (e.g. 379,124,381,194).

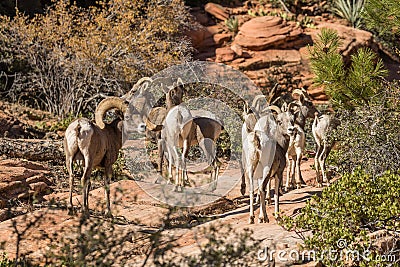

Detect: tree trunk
0,138,64,163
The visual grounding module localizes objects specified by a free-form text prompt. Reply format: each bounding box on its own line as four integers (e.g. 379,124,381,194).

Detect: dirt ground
0,151,323,266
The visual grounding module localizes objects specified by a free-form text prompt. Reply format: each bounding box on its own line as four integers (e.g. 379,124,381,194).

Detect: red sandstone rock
215,47,236,63
234,16,303,51
204,3,229,21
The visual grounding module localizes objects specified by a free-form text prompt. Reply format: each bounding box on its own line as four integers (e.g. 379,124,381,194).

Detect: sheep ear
243,102,250,115
298,94,304,104
176,77,184,87
281,102,288,112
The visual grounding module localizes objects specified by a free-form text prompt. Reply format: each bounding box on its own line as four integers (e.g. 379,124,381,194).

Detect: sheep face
166,85,183,109
124,90,153,134
124,105,147,133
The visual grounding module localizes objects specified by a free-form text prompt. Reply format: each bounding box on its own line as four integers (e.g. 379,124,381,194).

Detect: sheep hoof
240,185,246,196
317,183,323,188
208,182,217,192
249,216,255,224
278,188,284,196
104,211,113,219
258,217,269,223
67,206,74,216
81,210,90,220
173,185,183,192
296,183,301,189
284,186,289,193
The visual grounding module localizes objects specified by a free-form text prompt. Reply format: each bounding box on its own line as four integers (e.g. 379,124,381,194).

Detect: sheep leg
181,138,190,188
260,165,272,222
273,174,281,219
248,164,256,224
319,144,329,186
258,175,269,223
203,138,218,191
104,166,113,218
157,139,164,174
265,179,271,205
85,180,91,212
240,152,246,196
315,144,322,187
295,148,302,189
258,188,268,223
172,146,181,192
81,162,93,216
167,146,173,184
285,155,293,192
67,157,75,214
213,158,220,191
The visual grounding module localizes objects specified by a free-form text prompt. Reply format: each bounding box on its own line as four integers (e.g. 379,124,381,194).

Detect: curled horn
251,95,266,112
122,77,153,101
292,88,311,101
95,97,127,129
262,105,282,114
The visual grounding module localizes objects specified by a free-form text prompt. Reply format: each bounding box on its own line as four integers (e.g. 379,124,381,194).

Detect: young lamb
312,113,339,187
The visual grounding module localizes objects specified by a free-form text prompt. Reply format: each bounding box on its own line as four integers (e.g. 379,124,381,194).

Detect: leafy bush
309,28,387,110
281,170,400,266
225,16,239,34
0,0,194,118
362,0,400,61
330,82,400,176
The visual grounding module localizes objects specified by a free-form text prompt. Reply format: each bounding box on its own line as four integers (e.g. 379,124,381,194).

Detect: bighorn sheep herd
241,89,337,223
64,76,337,220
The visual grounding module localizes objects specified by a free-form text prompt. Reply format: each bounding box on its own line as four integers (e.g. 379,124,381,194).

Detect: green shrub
362,0,400,62
309,28,387,110
332,0,365,28
225,16,239,34
0,253,13,267
330,103,400,176
281,169,400,266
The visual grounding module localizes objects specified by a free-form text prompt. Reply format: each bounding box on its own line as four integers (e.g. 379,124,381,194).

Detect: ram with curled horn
64,96,129,217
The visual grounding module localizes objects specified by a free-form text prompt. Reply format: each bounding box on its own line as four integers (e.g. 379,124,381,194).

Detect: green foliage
362,0,400,58
248,8,269,17
0,253,13,267
0,0,194,118
329,82,400,176
281,169,400,266
308,28,387,110
298,15,316,29
332,0,365,28
225,16,239,34
363,0,400,36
